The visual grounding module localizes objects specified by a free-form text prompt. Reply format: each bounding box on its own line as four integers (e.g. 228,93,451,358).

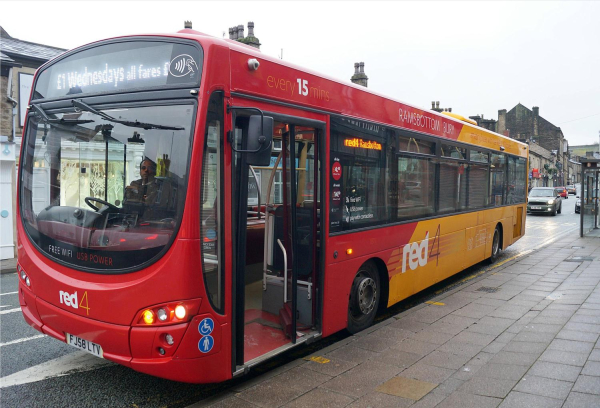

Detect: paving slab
370,349,423,369
572,374,600,394
375,376,437,400
398,362,456,384
438,340,485,358
539,349,589,366
436,391,501,408
458,376,517,398
320,360,401,398
548,338,595,354
563,392,600,408
512,375,573,399
346,391,414,408
474,363,529,381
498,391,563,408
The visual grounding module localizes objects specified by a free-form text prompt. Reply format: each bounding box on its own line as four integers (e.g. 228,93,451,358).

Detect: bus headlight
175,305,186,320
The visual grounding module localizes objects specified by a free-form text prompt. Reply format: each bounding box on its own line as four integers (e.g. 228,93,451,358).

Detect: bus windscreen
20,103,195,271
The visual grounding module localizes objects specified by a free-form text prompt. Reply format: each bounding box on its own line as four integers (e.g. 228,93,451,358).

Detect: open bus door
230,109,323,371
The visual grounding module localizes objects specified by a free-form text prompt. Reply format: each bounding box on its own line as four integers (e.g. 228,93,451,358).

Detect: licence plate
65,332,103,358
531,206,542,209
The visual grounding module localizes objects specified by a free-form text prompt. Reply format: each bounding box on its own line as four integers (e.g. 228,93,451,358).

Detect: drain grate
476,286,500,293
564,256,594,262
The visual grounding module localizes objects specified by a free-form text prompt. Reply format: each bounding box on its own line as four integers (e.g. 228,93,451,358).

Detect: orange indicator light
347,248,353,255
142,309,155,324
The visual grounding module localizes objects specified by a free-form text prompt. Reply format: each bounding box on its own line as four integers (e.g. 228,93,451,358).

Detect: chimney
229,27,235,39
184,21,192,29
350,62,368,87
533,106,539,137
242,22,261,49
432,101,436,109
497,109,507,135
237,25,244,39
436,101,440,110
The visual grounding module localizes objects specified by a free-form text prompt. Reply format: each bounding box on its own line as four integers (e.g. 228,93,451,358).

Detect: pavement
195,233,600,408
1,257,17,274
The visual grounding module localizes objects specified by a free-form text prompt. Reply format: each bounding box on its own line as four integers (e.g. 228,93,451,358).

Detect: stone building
496,104,565,153
469,103,580,187
0,26,65,259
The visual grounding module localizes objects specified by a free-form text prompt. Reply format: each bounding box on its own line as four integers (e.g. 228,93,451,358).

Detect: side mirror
246,115,273,166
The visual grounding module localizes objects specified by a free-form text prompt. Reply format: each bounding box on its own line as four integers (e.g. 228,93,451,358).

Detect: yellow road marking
305,356,330,364
425,301,445,306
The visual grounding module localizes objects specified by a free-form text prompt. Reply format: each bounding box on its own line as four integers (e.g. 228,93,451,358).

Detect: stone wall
502,104,564,154
0,75,12,138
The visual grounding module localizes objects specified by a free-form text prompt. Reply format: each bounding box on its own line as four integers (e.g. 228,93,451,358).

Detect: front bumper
527,204,555,213
19,280,231,383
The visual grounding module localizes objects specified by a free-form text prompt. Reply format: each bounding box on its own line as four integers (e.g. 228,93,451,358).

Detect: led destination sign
33,41,202,100
344,138,382,150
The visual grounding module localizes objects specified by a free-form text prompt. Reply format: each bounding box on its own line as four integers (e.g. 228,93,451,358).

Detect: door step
279,303,293,338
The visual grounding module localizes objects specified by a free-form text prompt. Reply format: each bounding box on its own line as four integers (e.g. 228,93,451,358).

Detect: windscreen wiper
30,104,95,125
72,99,184,131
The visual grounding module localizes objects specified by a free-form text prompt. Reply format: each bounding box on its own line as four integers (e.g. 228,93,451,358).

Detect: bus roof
40,28,528,157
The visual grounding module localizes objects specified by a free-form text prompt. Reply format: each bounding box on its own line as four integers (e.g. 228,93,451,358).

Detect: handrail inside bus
249,166,261,220
263,152,283,289
277,239,288,303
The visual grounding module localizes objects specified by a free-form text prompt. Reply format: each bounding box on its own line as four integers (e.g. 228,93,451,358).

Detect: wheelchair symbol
199,318,214,336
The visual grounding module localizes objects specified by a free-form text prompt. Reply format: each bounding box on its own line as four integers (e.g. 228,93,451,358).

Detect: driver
125,158,158,204
123,158,171,220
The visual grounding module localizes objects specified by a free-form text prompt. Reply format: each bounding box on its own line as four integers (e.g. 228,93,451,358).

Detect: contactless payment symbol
199,335,214,353
199,318,214,336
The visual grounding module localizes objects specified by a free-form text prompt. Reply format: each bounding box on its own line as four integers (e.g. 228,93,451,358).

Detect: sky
2,1,599,146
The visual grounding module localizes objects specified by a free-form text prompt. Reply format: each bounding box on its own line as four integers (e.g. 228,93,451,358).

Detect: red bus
17,27,528,383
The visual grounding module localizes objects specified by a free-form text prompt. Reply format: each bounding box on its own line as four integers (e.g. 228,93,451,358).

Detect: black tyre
347,261,380,334
488,226,501,264
557,204,561,214
552,206,557,216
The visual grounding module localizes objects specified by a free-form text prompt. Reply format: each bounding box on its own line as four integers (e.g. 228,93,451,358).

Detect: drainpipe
6,95,18,142
6,67,18,143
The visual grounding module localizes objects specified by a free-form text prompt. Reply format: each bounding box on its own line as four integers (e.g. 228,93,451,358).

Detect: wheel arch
368,257,390,313
496,222,504,250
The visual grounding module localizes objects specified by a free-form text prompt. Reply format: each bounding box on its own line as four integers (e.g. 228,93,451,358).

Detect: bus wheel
489,226,501,264
347,261,380,334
